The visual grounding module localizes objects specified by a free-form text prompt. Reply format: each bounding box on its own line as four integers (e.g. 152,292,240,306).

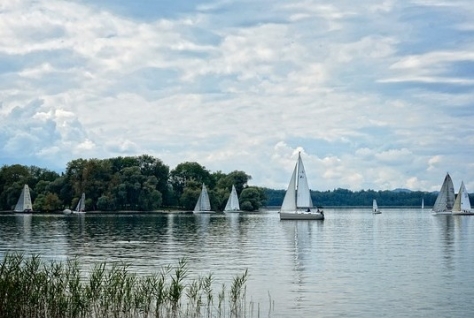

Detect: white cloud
0,0,473,192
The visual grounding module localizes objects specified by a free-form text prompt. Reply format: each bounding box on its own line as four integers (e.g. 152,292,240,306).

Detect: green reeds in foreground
0,253,270,318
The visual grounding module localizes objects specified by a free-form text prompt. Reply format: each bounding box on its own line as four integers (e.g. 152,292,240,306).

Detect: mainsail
75,193,86,212
453,182,471,212
432,173,455,212
14,184,33,212
194,184,211,212
224,185,240,211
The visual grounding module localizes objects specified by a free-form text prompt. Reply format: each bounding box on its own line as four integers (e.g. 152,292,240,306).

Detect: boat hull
280,212,324,220
224,210,242,214
193,210,216,214
431,211,452,215
452,211,474,215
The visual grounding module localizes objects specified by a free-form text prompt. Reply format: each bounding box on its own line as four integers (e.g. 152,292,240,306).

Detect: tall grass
0,253,268,318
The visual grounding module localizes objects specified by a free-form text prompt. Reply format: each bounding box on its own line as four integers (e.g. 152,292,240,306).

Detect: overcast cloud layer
1,0,473,192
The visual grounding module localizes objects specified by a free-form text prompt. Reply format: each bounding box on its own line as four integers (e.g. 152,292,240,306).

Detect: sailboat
372,199,382,214
432,173,455,215
193,184,215,214
14,184,34,213
224,185,242,213
421,198,424,210
452,181,473,215
73,193,86,214
279,153,324,220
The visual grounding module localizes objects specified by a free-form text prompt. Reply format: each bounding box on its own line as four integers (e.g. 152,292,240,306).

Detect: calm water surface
1,208,474,317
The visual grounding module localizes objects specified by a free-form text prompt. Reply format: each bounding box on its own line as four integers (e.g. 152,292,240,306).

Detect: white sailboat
432,173,455,215
224,185,242,213
193,184,215,214
421,198,424,210
14,184,34,213
372,199,382,214
452,181,473,215
73,193,86,214
279,153,324,220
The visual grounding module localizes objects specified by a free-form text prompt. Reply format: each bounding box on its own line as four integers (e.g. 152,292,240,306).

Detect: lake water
1,208,474,317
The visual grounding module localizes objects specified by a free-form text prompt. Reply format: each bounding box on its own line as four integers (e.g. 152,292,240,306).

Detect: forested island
0,154,458,212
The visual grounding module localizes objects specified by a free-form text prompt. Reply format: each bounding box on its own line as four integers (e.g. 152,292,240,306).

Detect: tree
239,187,266,211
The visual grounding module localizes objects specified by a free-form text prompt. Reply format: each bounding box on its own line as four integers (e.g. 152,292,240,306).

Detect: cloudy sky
1,0,473,192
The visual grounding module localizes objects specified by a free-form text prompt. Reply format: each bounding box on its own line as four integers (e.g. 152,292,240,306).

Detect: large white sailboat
452,181,472,215
193,184,215,214
432,173,455,215
279,153,324,220
14,184,34,213
372,199,382,214
224,184,242,213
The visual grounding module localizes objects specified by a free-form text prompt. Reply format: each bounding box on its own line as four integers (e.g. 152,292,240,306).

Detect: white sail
194,184,212,213
280,164,297,212
280,153,324,220
14,184,33,212
421,198,424,209
74,193,86,213
296,154,313,208
453,182,471,212
432,173,455,213
373,199,378,211
224,185,241,212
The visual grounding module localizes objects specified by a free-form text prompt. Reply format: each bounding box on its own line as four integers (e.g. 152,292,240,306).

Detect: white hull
224,210,242,214
73,211,86,214
432,211,452,215
63,209,72,214
280,211,324,220
452,211,474,215
193,210,215,214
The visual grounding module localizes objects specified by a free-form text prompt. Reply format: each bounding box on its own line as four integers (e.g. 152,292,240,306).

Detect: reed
0,253,270,318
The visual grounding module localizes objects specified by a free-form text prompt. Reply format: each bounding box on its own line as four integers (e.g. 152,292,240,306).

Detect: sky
1,0,474,192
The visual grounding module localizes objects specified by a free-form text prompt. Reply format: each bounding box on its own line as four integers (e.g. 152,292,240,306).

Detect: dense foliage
0,155,265,212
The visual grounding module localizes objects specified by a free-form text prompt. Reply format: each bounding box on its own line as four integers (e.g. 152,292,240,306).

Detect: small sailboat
432,173,455,215
452,181,473,215
14,184,34,213
73,193,86,214
193,184,215,214
372,199,382,214
279,152,324,220
421,198,424,210
224,185,242,213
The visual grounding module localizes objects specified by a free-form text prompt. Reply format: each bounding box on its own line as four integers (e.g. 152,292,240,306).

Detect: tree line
0,155,265,212
263,188,445,208
1,154,468,212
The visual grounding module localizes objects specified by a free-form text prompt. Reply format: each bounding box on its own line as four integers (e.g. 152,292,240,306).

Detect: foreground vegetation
0,253,270,318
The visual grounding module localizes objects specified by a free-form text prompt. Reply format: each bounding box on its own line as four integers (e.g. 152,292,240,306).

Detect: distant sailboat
432,173,455,215
193,184,215,214
14,184,33,213
73,193,86,214
452,181,473,215
372,199,382,214
224,185,242,213
421,198,424,210
279,152,324,220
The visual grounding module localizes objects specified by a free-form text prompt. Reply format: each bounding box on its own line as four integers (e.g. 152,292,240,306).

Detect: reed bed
0,253,270,318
